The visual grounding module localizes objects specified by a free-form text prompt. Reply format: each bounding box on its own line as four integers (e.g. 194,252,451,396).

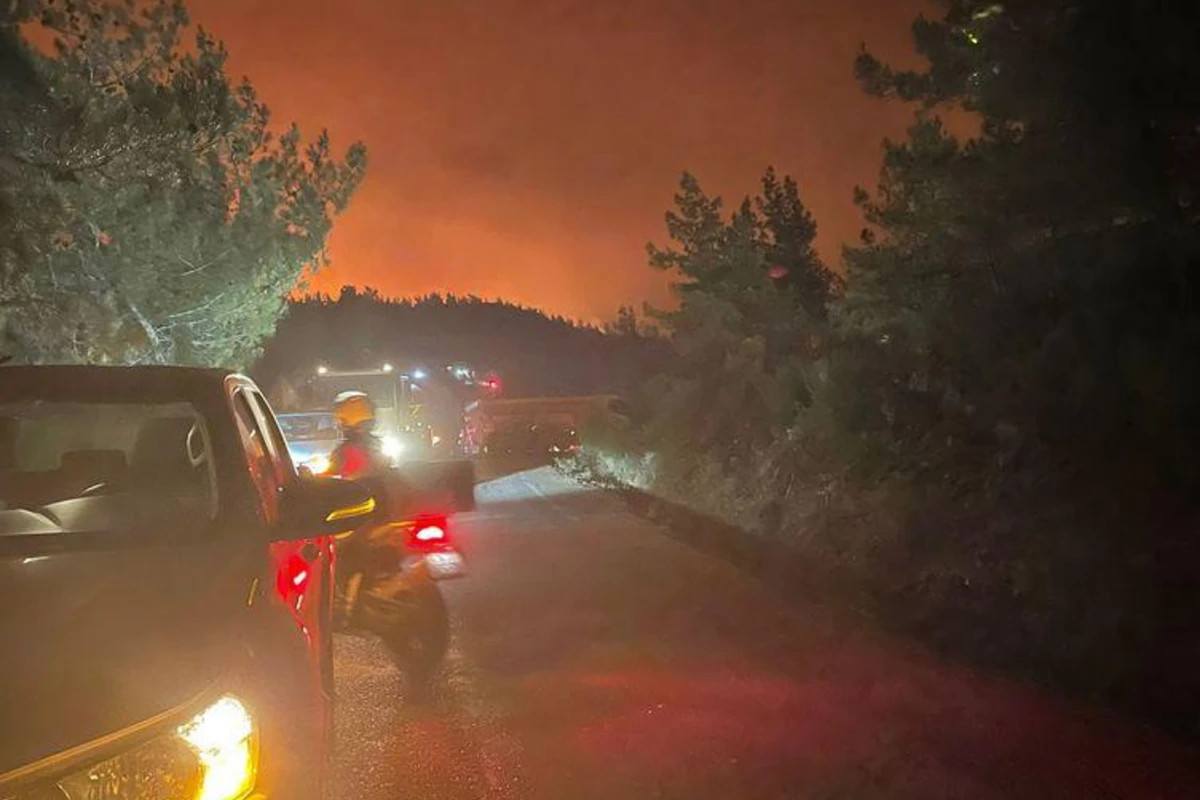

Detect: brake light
409,513,450,548
415,524,446,542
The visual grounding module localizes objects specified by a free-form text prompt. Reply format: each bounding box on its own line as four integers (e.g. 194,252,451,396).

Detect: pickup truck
0,366,380,800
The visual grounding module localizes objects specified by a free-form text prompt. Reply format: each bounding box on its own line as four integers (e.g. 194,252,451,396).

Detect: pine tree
642,170,834,484
845,0,1200,481
837,0,1200,726
0,0,367,366
607,305,638,337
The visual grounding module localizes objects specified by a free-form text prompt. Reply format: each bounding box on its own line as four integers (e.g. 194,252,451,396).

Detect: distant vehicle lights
304,454,330,475
381,435,404,460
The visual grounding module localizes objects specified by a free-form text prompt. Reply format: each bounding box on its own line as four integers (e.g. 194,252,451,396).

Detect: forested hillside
253,287,668,398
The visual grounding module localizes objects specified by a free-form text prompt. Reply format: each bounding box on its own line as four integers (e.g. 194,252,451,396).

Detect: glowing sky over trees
189,0,927,323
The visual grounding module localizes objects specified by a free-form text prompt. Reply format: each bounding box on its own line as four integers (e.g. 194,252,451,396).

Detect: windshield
278,413,338,442
0,401,217,524
311,374,402,411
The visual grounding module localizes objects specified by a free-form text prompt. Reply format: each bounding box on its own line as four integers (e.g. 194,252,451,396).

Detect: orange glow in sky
188,0,927,324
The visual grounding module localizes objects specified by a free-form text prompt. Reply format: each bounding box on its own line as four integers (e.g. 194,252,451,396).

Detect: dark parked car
0,366,376,800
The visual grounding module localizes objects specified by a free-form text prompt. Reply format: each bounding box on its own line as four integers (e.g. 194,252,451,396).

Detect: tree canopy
615,168,838,527
252,288,668,400
0,0,366,367
600,0,1200,734
842,0,1200,490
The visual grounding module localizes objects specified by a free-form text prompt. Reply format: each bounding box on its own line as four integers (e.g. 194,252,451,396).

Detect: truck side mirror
278,476,376,539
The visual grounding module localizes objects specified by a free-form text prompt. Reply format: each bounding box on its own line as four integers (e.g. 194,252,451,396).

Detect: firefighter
327,391,393,627
328,391,389,479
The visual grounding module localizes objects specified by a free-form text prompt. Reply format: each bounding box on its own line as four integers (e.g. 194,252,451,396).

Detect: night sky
188,0,928,323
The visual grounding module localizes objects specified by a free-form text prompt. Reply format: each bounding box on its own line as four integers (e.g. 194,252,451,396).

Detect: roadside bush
573,0,1200,738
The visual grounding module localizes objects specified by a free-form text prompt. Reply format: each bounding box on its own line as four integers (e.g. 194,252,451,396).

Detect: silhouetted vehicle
282,367,477,512
536,423,580,455
278,410,340,475
306,367,430,461
483,422,580,459
464,394,627,456
0,366,378,800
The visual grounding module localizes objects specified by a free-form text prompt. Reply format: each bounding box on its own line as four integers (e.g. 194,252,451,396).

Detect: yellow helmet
333,391,375,431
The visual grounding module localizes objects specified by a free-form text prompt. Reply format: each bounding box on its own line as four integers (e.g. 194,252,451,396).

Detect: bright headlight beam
47,695,259,800
178,696,257,800
381,435,404,459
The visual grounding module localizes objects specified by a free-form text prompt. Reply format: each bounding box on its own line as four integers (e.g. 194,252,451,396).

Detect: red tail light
408,513,449,549
415,524,446,542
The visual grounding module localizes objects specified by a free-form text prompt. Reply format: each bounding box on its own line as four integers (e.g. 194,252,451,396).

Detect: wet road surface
331,467,1200,799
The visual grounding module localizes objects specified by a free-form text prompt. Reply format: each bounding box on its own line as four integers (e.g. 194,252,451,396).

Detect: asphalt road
331,467,1200,800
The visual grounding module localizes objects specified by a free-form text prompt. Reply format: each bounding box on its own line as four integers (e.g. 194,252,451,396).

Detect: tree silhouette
253,288,669,400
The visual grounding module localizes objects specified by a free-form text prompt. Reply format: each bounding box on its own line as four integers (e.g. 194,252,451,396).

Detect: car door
228,383,343,796
229,388,334,675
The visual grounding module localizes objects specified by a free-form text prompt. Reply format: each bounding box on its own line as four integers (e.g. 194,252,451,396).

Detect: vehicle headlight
305,454,331,475
380,435,404,459
49,696,258,800
179,697,257,800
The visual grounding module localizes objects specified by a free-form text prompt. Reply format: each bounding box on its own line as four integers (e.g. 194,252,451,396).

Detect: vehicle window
278,413,338,442
311,373,401,412
231,391,281,521
0,401,217,524
231,393,268,462
245,391,296,485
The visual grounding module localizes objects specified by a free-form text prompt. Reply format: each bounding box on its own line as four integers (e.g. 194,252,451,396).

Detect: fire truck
276,365,475,510
307,366,432,461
